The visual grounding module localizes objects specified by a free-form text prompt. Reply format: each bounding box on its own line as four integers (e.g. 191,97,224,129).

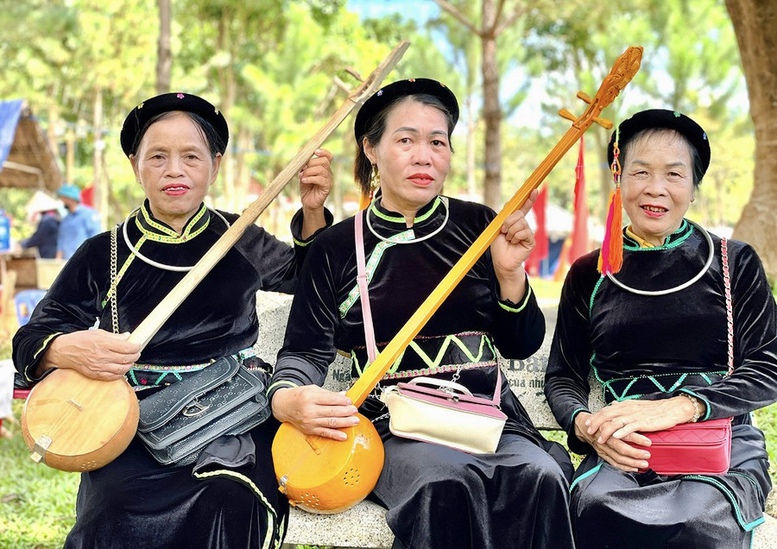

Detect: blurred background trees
1,0,771,277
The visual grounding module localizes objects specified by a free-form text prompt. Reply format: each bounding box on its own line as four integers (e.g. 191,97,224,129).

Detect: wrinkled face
363,98,451,222
621,130,695,246
130,112,221,232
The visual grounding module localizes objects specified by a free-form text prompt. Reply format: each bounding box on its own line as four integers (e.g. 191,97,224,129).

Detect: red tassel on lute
597,186,623,274
598,130,624,274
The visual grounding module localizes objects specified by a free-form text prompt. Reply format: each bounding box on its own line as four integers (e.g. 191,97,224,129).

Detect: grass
2,283,776,547
0,401,80,549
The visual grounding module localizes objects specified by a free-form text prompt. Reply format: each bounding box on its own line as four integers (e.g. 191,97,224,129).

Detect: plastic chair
14,289,47,327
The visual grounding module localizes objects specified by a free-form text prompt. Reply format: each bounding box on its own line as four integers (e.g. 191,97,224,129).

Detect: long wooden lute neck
127,42,409,349
346,46,643,406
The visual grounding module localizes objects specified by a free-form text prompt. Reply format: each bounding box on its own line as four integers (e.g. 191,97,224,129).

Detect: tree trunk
481,0,502,209
156,0,172,94
92,89,106,230
216,12,237,212
725,0,777,280
466,93,478,199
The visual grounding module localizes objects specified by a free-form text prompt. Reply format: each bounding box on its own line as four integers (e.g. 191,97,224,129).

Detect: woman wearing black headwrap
545,109,777,548
270,78,575,549
13,92,333,548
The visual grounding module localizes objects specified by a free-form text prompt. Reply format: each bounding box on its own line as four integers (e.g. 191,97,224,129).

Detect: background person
269,78,574,549
17,191,61,259
13,92,333,548
544,109,777,548
55,183,100,260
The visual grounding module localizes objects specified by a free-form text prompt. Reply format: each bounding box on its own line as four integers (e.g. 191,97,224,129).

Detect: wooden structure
0,100,62,192
0,99,63,333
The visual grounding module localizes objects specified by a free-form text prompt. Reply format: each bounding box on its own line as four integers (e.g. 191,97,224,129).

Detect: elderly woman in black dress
13,92,333,548
545,109,777,548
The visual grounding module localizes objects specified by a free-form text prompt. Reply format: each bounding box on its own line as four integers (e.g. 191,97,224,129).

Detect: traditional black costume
545,221,777,548
270,195,575,549
13,202,328,548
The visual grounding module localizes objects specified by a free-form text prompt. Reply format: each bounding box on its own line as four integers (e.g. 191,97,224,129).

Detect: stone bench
255,292,777,548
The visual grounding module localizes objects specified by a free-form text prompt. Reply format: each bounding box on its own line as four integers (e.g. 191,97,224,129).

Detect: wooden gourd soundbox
20,41,410,473
271,45,644,514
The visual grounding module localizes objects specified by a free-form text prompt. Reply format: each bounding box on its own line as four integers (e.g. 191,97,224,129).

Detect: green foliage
0,0,755,231
0,401,80,549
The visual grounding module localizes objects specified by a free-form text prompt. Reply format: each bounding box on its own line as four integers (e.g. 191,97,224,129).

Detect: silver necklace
366,196,450,244
606,220,715,296
121,207,230,272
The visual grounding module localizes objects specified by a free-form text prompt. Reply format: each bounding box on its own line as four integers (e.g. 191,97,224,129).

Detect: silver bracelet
682,393,702,423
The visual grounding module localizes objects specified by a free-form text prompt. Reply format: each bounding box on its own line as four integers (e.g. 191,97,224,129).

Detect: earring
370,164,380,200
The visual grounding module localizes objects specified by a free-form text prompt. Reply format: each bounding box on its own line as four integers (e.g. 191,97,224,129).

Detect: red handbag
633,417,732,475
626,237,734,476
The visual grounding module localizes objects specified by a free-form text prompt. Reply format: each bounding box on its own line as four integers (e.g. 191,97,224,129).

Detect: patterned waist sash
128,347,259,392
348,331,498,381
597,369,727,403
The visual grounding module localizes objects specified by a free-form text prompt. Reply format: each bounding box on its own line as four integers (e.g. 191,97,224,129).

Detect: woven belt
598,370,727,403
128,347,259,392
348,331,498,381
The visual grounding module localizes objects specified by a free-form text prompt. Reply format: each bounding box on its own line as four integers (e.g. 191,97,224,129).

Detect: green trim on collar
369,196,443,225
293,236,313,247
135,202,210,243
622,219,694,252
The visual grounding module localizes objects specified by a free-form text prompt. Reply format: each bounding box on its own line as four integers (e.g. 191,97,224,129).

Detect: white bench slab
254,292,777,549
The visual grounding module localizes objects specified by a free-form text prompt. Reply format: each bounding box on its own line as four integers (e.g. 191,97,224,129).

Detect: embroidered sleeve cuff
290,208,334,247
567,407,594,455
497,281,534,313
570,406,590,424
267,380,300,403
24,333,62,383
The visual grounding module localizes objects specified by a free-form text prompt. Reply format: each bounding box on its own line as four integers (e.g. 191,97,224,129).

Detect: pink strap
354,211,503,404
355,211,378,363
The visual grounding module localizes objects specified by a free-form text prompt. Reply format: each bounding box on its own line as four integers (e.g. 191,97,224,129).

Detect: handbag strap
354,211,503,405
722,237,733,376
355,211,378,363
110,224,120,334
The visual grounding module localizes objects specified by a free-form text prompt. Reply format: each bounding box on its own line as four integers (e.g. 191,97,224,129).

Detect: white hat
26,191,62,214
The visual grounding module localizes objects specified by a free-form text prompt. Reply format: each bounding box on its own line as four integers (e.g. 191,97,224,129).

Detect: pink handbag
354,211,506,454
627,238,734,475
380,376,507,454
634,417,732,475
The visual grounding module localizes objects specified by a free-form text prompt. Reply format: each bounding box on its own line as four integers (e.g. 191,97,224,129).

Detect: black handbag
136,355,270,466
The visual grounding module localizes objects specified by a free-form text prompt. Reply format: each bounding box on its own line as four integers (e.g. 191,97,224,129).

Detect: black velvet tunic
271,196,575,549
13,202,327,548
545,220,777,548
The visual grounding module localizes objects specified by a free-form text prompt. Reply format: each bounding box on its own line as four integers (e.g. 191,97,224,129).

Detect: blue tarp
0,99,24,168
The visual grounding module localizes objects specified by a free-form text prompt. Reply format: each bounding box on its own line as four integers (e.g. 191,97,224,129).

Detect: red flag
80,185,94,207
568,136,589,264
525,185,548,277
